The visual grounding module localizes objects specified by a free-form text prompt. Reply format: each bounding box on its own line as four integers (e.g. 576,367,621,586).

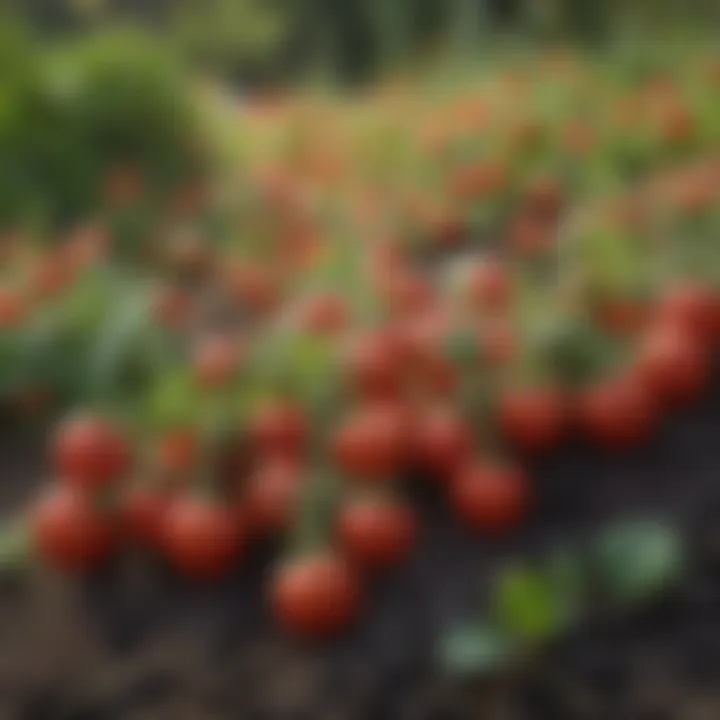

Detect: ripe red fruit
712,293,720,339
32,485,115,570
52,415,130,489
298,294,348,336
333,403,409,480
637,323,710,405
157,428,199,474
450,460,529,533
576,373,657,450
193,336,240,388
410,407,472,480
523,176,563,217
429,210,464,247
595,297,650,337
660,105,695,145
244,458,301,536
30,256,74,300
465,258,511,312
161,496,242,579
226,262,278,314
151,285,191,329
659,283,716,343
381,269,433,318
337,496,417,569
499,387,566,454
250,402,306,458
122,487,173,547
479,318,516,367
270,553,361,639
510,215,553,256
344,330,402,401
451,161,507,200
0,287,24,328
65,224,108,268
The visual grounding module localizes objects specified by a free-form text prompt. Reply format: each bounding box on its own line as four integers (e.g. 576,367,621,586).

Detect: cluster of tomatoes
12,49,720,642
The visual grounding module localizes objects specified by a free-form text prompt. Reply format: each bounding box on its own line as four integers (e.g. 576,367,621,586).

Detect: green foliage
440,519,686,679
0,24,205,231
441,623,515,676
594,519,686,605
171,0,291,82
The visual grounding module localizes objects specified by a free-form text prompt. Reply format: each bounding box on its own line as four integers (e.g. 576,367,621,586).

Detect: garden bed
0,364,717,719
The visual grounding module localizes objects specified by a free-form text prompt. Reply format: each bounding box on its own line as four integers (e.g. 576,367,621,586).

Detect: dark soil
0,369,719,720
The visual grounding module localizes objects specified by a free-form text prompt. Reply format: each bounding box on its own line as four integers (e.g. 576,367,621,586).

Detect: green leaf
440,623,514,677
87,289,152,402
492,564,565,642
594,520,686,606
146,365,199,430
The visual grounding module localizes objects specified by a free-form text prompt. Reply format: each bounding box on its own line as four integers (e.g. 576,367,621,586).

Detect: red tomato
151,285,191,329
713,293,720,339
397,306,452,358
161,496,242,579
270,553,361,639
226,262,278,314
416,349,458,397
659,283,716,343
450,460,529,533
479,318,516,367
660,105,695,145
595,297,650,337
451,161,507,200
30,256,74,300
429,211,464,247
337,496,417,569
122,487,173,547
244,458,301,535
523,176,563,217
32,485,115,570
52,415,130,489
410,407,472,480
366,242,405,288
0,287,25,328
65,224,108,268
510,216,553,256
381,269,433,318
465,258,511,313
637,323,710,405
333,403,409,480
193,336,240,389
343,330,402,401
298,294,348,336
499,387,566,454
576,372,657,450
157,428,199,474
250,402,306,458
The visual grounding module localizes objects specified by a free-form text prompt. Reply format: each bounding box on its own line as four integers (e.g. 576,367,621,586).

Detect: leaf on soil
440,622,515,677
594,519,686,606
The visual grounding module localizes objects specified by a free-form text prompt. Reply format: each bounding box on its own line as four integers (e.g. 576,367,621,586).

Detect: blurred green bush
0,23,206,232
